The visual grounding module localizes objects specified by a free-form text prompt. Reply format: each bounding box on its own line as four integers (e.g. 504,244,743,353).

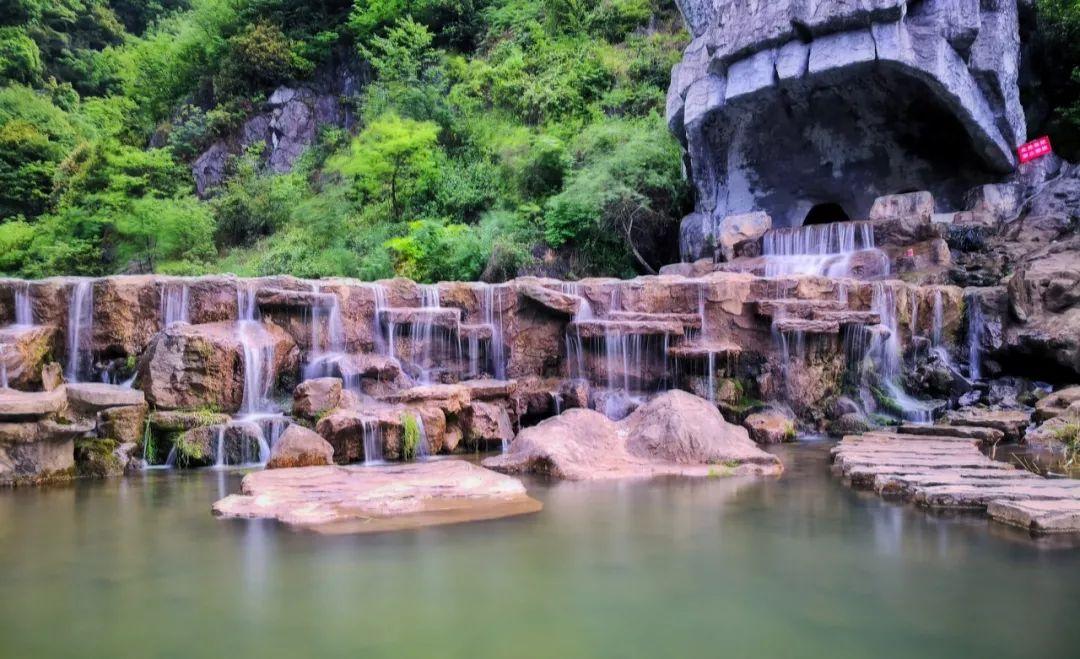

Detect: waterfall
232,283,283,465
966,294,985,381
362,418,384,465
760,221,886,277
214,427,227,469
303,283,346,380
480,285,507,380
236,285,274,415
415,414,430,459
0,350,8,389
931,290,944,346
411,284,443,385
551,391,562,415
65,279,94,382
13,281,32,326
161,282,190,326
862,284,933,423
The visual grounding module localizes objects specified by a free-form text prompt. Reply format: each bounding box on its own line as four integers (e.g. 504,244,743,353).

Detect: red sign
1018,136,1052,164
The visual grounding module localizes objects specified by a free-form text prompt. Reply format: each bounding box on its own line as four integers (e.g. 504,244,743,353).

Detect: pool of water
2,441,1079,658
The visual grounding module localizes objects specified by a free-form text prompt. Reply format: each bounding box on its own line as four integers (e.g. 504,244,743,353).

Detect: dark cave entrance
803,203,851,226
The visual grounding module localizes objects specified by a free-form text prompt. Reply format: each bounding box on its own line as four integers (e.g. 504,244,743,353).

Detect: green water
2,441,1079,659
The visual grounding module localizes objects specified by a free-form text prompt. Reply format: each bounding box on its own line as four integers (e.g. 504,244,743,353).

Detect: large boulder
267,424,334,469
463,401,514,449
484,390,782,479
137,321,299,412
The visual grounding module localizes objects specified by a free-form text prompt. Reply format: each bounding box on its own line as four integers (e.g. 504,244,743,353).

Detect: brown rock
138,321,299,412
943,408,1032,443
97,404,148,443
465,401,514,449
0,324,54,389
267,424,334,469
293,377,342,420
743,410,796,444
66,383,145,414
1035,385,1080,422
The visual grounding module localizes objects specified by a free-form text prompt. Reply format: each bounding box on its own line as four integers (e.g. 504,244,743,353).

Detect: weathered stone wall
668,0,1027,239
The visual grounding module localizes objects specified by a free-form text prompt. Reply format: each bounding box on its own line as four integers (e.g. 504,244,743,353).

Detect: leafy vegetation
401,412,421,460
1031,0,1080,160
0,0,690,281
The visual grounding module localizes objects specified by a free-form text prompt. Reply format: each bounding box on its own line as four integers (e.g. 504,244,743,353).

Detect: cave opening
803,203,851,226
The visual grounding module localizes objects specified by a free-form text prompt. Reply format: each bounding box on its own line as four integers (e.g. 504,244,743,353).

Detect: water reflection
0,443,1079,658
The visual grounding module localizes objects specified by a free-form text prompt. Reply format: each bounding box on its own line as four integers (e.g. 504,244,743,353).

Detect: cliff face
667,0,1028,251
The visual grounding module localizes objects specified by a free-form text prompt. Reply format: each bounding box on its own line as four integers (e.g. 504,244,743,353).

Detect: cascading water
13,281,32,326
931,290,944,346
161,282,190,326
480,285,507,380
562,283,592,381
966,294,985,381
855,284,934,423
760,221,887,277
410,285,444,385
65,279,94,382
302,284,347,381
225,284,281,466
362,418,384,465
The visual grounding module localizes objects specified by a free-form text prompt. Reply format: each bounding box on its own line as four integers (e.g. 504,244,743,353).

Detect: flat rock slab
833,430,1080,535
66,383,145,412
212,460,541,534
0,388,64,418
989,499,1080,534
897,424,1004,444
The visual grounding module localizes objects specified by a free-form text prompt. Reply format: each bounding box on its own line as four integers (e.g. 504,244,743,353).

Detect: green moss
172,434,204,468
75,438,122,478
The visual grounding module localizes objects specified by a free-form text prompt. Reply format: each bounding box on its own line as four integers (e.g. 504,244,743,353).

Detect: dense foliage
1032,0,1080,160
0,0,690,281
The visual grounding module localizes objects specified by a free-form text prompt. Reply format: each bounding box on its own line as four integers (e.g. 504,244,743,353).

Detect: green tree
1033,0,1080,159
330,113,440,218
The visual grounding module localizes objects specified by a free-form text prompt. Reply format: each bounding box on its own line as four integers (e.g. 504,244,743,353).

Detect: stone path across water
832,428,1080,535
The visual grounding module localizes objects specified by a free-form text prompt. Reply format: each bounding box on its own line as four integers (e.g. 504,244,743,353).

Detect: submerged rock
212,460,542,533
483,390,782,480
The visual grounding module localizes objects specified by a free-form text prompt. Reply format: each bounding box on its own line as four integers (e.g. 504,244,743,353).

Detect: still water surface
2,441,1079,658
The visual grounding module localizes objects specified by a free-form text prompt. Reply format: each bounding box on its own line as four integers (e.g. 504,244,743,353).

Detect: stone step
569,319,685,339
607,311,703,329
771,318,840,334
756,298,846,318
667,341,742,360
518,284,584,316
810,310,881,325
66,383,145,412
0,388,65,419
257,288,336,310
914,485,1080,510
897,423,1005,444
379,307,462,329
459,324,494,341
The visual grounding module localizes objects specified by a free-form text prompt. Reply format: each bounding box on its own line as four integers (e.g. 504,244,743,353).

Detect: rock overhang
668,0,1026,232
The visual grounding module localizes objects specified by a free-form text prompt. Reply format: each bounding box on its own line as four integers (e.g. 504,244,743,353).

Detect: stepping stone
988,499,1080,534
897,424,1005,444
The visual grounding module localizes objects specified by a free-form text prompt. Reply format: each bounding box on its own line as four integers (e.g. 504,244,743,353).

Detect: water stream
65,279,94,382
